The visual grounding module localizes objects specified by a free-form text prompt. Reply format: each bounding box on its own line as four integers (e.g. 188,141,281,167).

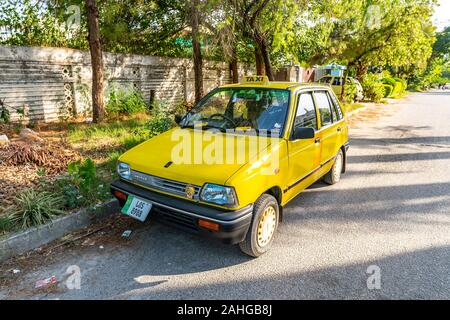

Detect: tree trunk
355,61,368,82
258,38,274,81
230,60,239,83
191,0,203,103
85,0,105,123
229,45,239,83
254,45,264,76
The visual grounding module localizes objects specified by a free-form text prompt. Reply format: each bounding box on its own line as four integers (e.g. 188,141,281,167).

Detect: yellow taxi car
111,76,349,257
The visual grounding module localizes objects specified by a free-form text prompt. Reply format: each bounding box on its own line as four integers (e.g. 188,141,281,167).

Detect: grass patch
344,103,365,114
67,115,154,169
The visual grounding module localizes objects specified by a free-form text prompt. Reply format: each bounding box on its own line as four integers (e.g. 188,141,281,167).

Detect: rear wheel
239,194,279,257
323,149,344,185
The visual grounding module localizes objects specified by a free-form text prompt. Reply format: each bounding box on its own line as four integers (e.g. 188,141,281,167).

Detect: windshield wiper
181,124,226,133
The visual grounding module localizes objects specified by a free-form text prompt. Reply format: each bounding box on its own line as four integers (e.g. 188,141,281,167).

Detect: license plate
121,195,152,222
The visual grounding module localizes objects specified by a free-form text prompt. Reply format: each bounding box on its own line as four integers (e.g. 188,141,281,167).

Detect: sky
432,0,450,31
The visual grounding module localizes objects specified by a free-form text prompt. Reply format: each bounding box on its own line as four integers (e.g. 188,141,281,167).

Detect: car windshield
180,88,290,136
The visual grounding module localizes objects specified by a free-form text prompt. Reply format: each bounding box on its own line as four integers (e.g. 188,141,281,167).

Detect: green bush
68,158,97,193
362,74,385,102
342,82,357,103
0,215,13,233
393,77,408,91
392,81,403,96
66,158,111,205
147,101,175,136
106,87,148,116
8,190,65,229
383,84,394,98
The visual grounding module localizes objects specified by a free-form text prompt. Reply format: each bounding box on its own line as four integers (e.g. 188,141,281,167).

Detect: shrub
383,84,394,98
342,82,357,103
147,101,175,136
67,158,99,195
392,81,403,96
106,87,148,116
65,159,111,205
381,77,397,87
0,215,13,233
8,190,65,229
393,77,408,92
362,74,385,102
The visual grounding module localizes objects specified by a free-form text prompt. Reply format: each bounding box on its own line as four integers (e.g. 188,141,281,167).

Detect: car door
314,90,342,168
285,91,321,197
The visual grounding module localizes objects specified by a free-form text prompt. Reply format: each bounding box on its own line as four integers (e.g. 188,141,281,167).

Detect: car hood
119,127,277,186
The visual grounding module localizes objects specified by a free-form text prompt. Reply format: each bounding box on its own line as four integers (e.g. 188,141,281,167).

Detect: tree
85,0,105,123
190,0,204,103
298,0,436,99
227,0,302,80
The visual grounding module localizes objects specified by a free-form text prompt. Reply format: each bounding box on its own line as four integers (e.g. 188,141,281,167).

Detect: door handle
315,138,321,144
337,127,342,132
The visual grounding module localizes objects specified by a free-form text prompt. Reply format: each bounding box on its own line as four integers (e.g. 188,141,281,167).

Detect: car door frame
313,89,346,176
282,88,322,202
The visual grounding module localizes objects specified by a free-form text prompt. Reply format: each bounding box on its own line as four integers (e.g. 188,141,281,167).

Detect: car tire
239,194,279,258
323,149,344,185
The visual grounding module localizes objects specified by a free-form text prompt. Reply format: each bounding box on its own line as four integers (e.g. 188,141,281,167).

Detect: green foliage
63,158,110,207
147,101,175,136
362,74,385,102
342,82,357,103
382,77,406,97
0,105,10,124
8,190,65,229
106,87,148,117
382,84,394,98
68,158,97,194
0,0,87,48
0,215,13,233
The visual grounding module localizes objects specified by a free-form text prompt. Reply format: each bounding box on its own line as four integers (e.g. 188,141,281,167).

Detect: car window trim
294,91,318,129
313,90,334,128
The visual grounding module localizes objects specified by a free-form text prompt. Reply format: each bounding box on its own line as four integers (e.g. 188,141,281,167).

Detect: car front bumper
110,180,253,245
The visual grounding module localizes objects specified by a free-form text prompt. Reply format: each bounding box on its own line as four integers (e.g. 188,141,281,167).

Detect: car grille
152,206,198,231
130,170,201,200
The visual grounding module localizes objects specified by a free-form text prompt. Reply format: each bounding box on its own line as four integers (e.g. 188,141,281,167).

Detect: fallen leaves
0,141,79,175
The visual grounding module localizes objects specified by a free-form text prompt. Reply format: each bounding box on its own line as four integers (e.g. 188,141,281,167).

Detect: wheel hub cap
257,206,276,247
333,153,343,181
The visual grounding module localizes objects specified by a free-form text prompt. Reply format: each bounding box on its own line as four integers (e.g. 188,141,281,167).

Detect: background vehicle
318,76,364,101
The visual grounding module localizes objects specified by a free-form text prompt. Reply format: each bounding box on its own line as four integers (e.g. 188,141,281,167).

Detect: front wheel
323,149,344,185
239,194,279,257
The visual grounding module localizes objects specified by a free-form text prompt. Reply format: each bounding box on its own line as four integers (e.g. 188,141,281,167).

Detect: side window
294,93,317,129
332,77,343,86
314,91,333,127
328,91,343,120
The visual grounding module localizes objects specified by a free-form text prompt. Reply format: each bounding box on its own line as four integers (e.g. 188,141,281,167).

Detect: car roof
219,81,330,91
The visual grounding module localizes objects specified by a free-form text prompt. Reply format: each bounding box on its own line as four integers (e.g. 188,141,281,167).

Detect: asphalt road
2,92,450,300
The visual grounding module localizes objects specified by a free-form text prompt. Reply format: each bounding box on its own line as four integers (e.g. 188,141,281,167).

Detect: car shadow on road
112,245,450,299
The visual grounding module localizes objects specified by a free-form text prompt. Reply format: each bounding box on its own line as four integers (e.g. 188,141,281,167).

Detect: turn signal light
198,219,220,231
113,190,128,201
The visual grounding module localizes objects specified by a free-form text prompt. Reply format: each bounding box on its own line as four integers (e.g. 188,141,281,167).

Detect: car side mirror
292,127,315,140
174,114,183,125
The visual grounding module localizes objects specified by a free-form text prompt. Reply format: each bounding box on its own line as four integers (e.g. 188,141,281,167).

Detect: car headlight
200,184,237,207
117,162,131,180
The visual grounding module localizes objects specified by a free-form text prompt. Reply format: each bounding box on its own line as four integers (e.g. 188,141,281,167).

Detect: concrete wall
0,45,252,122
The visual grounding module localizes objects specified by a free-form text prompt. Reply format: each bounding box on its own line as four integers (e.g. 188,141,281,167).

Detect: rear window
314,91,333,127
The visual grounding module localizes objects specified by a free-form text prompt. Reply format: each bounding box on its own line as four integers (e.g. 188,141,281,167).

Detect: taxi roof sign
241,75,270,85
